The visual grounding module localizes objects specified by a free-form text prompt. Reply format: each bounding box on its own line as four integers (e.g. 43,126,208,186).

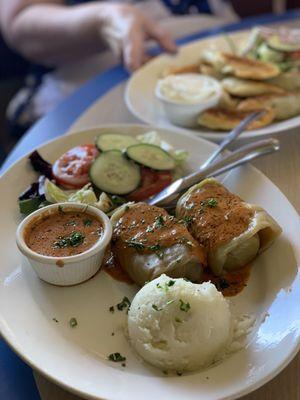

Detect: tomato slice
291,51,300,60
52,144,99,189
127,167,172,202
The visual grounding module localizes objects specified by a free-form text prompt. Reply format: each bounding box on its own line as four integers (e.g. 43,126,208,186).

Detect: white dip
156,73,220,105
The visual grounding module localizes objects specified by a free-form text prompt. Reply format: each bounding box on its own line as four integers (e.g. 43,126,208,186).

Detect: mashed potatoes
127,274,232,372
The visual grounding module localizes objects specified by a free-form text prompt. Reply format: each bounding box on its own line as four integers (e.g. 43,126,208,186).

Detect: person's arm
0,0,176,70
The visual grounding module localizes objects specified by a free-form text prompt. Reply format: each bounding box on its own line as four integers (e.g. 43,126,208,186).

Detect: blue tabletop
1,11,300,400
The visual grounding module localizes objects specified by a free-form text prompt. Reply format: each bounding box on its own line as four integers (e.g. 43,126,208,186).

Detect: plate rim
1,124,300,400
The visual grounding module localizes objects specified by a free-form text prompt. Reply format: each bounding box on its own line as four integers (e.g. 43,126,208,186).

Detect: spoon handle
148,138,280,207
200,111,265,169
182,138,279,190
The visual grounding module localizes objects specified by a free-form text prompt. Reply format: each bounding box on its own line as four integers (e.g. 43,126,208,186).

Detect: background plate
125,30,300,141
0,125,300,400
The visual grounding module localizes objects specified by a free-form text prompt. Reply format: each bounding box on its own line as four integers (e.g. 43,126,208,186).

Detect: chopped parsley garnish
218,278,230,290
58,205,65,213
183,216,193,225
146,225,154,233
207,198,218,207
148,244,161,252
198,198,218,213
125,240,145,250
69,317,78,328
83,218,92,227
156,280,175,292
116,296,131,311
108,353,126,362
179,299,191,312
154,215,164,229
109,306,115,313
52,318,59,323
175,317,182,323
54,232,85,248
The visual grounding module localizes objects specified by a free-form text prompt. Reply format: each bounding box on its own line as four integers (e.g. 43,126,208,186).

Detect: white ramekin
155,74,222,128
16,203,112,286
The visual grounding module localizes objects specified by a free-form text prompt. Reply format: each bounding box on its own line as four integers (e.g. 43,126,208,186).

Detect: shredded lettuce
68,184,97,204
44,179,69,203
137,131,188,165
44,179,114,213
94,192,113,213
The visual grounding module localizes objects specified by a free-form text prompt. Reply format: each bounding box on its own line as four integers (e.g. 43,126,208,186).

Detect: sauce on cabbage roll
177,178,282,277
201,264,251,297
177,181,254,252
109,203,206,286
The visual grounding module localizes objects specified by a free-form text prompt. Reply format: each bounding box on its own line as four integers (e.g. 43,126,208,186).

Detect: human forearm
2,3,109,65
1,1,176,70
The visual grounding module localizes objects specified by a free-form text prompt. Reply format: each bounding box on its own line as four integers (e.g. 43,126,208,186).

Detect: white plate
125,30,300,141
1,124,300,400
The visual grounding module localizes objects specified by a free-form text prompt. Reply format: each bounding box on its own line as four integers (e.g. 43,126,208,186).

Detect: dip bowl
16,203,112,286
155,74,222,128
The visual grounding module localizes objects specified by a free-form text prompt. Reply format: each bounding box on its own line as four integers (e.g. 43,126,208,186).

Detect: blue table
1,11,300,400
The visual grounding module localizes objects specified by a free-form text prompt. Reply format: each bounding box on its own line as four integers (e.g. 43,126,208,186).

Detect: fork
147,138,280,208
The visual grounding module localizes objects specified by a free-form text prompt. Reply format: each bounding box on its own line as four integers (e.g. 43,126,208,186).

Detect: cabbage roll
111,203,206,286
176,178,282,275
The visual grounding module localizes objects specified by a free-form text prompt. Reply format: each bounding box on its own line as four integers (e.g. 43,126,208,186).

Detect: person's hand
98,3,177,71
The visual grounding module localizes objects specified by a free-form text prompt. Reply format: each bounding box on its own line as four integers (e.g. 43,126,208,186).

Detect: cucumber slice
126,144,176,171
96,134,138,151
267,35,300,53
90,150,141,195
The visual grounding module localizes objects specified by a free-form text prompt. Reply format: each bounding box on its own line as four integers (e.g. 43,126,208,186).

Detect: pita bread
199,63,225,80
268,72,300,91
161,64,200,77
218,90,239,110
222,77,285,97
201,51,280,80
197,107,275,131
238,92,300,120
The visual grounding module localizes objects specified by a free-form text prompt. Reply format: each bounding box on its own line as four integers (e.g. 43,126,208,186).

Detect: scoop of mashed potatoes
127,274,232,372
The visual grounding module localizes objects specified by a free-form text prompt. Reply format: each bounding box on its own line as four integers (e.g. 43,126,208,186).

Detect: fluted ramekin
16,203,112,286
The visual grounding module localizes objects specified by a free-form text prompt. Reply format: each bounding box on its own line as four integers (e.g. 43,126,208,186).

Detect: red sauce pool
25,210,103,257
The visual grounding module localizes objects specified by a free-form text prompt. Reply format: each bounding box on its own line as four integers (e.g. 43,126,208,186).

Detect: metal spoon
201,110,265,169
147,138,280,208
